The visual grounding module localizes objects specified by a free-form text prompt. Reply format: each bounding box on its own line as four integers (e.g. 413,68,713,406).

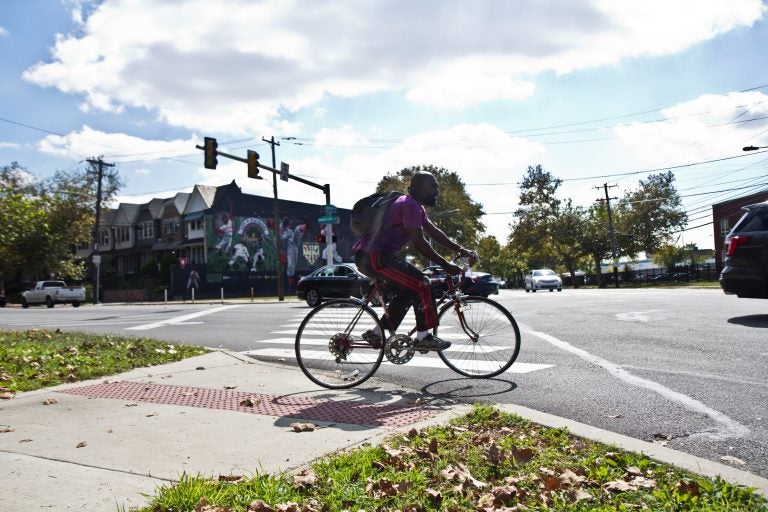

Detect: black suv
720,201,768,299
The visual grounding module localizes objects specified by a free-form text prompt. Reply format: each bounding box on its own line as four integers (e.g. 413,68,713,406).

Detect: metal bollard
221,287,224,304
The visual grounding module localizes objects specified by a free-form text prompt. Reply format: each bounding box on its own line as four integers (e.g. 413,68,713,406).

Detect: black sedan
422,266,500,297
296,263,372,307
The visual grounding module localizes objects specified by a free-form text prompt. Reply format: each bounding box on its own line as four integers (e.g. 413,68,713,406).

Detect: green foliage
616,171,687,255
0,160,124,285
653,244,687,268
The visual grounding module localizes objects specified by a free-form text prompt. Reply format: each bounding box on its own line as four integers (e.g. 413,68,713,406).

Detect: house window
162,218,180,235
99,229,110,245
190,219,203,231
189,245,204,263
114,226,130,243
139,221,154,239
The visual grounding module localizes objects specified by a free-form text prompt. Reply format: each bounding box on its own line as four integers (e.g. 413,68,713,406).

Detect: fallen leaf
630,476,657,489
218,474,244,482
675,480,701,497
42,398,59,405
290,422,315,432
19,438,33,443
125,403,138,407
0,392,15,400
571,488,592,502
293,469,318,489
145,412,158,417
224,385,237,389
0,426,15,433
720,455,746,465
240,396,261,407
247,500,275,512
76,441,87,448
603,480,635,492
509,446,535,465
559,469,586,486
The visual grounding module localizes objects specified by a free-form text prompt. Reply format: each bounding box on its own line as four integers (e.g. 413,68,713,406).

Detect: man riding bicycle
353,171,477,351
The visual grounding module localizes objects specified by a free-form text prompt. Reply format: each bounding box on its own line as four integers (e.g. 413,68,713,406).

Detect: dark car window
734,208,768,233
335,266,353,277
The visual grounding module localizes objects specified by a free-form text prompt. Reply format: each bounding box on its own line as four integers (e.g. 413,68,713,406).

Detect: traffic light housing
316,235,338,244
247,150,261,179
203,137,218,169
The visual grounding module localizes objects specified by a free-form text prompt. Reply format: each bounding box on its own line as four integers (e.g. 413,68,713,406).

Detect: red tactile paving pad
60,381,439,427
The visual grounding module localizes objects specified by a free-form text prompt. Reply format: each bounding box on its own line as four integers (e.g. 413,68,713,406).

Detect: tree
615,171,687,255
580,203,614,287
376,165,485,265
0,160,123,286
0,163,49,288
550,199,590,287
653,244,686,269
508,165,562,269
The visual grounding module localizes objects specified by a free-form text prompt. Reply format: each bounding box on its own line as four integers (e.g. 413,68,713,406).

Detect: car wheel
557,288,562,292
532,288,537,293
305,289,321,307
72,301,80,308
46,296,54,308
21,297,29,309
549,289,554,292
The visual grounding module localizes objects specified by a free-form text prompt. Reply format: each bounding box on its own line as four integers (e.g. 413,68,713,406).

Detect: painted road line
243,348,553,374
126,305,240,331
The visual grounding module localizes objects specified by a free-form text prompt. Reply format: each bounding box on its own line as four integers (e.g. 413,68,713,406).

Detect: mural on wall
190,192,358,296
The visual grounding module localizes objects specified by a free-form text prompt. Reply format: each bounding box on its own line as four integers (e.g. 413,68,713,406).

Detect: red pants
355,251,437,332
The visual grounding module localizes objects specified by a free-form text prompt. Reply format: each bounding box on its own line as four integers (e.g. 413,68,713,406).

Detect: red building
712,190,768,270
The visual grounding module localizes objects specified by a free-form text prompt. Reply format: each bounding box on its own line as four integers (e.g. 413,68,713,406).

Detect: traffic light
203,137,218,169
247,150,260,179
317,235,337,243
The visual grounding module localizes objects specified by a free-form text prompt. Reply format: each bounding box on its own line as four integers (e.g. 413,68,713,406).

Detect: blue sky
2,0,768,250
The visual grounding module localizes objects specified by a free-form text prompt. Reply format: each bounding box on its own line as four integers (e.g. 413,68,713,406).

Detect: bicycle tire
295,299,385,389
436,296,521,378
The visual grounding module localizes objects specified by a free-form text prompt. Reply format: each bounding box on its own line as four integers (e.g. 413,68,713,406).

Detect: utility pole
595,183,619,288
262,136,285,301
87,157,115,304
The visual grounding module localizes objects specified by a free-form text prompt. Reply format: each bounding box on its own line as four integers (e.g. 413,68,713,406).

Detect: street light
743,145,768,151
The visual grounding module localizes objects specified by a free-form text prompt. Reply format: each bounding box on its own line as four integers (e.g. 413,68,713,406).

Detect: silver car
524,269,563,292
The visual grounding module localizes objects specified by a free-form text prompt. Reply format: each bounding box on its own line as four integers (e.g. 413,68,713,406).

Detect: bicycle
294,260,521,389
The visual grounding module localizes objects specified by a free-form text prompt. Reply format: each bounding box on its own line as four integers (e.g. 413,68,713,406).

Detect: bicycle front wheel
436,296,521,378
295,299,385,389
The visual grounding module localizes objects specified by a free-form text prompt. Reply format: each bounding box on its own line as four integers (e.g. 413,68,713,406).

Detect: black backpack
350,191,404,236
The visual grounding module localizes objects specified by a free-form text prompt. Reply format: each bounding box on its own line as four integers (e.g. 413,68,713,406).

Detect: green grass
134,404,767,512
0,329,209,393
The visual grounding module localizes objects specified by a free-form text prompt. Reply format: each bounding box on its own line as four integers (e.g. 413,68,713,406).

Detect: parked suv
720,201,768,299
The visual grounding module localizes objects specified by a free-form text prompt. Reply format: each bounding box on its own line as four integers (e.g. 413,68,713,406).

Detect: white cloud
613,91,768,166
21,0,765,133
0,25,8,37
35,125,199,162
243,123,544,241
0,141,22,149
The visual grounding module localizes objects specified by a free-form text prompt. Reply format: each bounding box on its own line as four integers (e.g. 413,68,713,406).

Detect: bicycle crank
384,334,415,364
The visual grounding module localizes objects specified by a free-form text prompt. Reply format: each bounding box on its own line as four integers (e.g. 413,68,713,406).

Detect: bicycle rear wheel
295,299,385,389
436,296,521,378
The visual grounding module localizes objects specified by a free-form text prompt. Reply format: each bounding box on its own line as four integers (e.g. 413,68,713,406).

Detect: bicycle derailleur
384,334,416,364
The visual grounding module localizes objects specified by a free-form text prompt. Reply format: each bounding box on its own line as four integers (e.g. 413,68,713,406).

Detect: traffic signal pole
262,136,284,301
196,138,332,294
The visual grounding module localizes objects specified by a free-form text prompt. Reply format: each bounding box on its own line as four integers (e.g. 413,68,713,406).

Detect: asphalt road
2,287,767,479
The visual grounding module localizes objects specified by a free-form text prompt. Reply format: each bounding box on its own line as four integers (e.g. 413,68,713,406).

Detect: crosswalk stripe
242,348,553,374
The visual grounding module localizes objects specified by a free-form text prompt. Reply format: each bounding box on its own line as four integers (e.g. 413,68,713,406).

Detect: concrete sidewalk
1,350,766,511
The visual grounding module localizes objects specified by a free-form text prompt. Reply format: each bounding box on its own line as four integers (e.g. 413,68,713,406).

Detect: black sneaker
413,334,451,351
362,329,383,348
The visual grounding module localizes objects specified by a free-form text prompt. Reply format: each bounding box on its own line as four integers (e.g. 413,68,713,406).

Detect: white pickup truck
21,281,86,308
